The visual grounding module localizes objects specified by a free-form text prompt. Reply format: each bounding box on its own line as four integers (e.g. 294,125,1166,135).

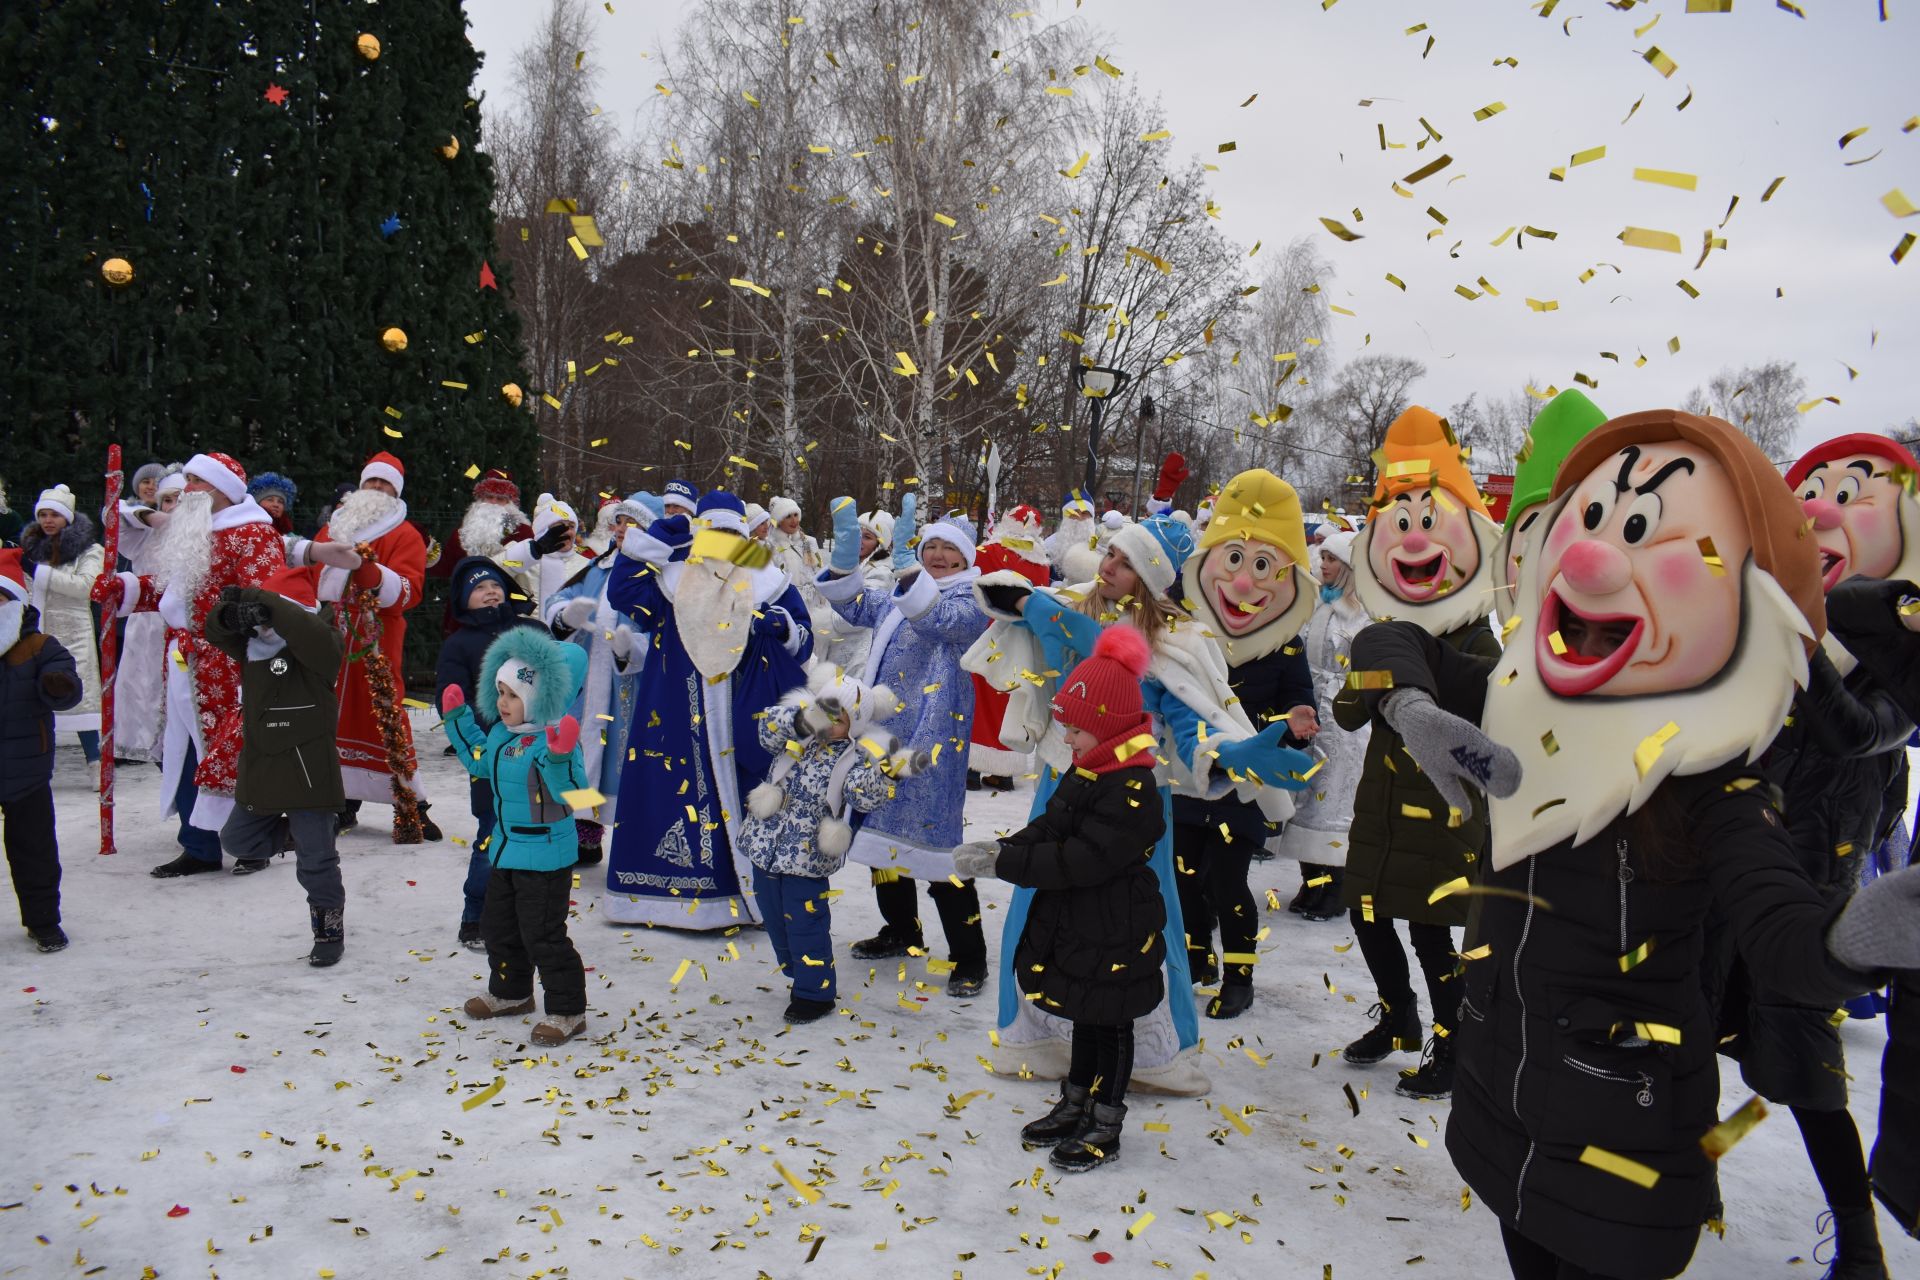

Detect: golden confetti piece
892,352,919,376
1344,669,1394,691
1139,128,1173,142
1579,1146,1660,1189
1633,1021,1683,1045
931,212,956,228
1700,1096,1768,1160
1668,336,1682,354
1898,234,1919,265
1640,46,1678,78
560,788,606,811
1127,1211,1156,1239
1570,145,1607,168
1401,804,1434,821
461,1077,505,1111
669,958,692,989
727,277,772,297
1883,190,1919,219
1318,216,1364,242
1547,630,1568,656
1634,721,1681,778
1427,876,1470,904
1619,939,1655,973
1461,944,1492,961
566,235,588,260
1060,151,1090,179
772,1159,821,1203
1619,226,1683,253
381,425,403,438
1634,167,1698,191
1224,1108,1253,1136
1143,1121,1172,1133
1473,102,1507,122
1526,298,1560,312
1696,537,1725,576
1687,0,1734,10
1541,730,1560,757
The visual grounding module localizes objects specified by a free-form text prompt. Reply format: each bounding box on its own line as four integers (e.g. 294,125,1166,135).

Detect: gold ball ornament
356,33,381,60
101,257,134,287
440,136,460,160
380,326,408,353
500,382,524,408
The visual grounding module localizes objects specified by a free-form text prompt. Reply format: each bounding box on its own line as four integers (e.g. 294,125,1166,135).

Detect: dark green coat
205,588,344,813
1334,617,1501,926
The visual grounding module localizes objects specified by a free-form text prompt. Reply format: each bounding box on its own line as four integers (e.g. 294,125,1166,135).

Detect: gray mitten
1829,865,1920,971
798,696,845,738
951,841,1001,881
1379,688,1522,823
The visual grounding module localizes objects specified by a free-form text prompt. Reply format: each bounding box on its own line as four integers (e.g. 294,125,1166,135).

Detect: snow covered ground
1,720,1913,1280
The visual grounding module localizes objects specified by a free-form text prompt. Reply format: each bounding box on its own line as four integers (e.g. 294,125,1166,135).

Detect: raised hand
440,684,466,715
556,596,597,634
1379,688,1522,822
546,714,581,755
1215,721,1317,790
829,497,862,574
890,492,918,572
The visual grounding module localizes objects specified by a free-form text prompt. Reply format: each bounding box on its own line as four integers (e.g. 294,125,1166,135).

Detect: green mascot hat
1507,388,1609,531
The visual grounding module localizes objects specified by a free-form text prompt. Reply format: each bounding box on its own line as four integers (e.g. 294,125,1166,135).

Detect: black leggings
1350,911,1458,1033
1792,1103,1873,1214
873,874,987,965
1068,1022,1135,1105
1173,822,1258,984
1500,1222,1621,1279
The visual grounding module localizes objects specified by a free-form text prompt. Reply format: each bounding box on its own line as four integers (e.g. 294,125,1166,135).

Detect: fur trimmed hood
20,512,99,567
478,625,589,728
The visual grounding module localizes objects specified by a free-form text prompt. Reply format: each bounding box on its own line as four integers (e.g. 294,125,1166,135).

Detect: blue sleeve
767,583,814,664
815,569,891,631
759,704,804,755
1143,679,1206,772
897,575,991,648
534,744,588,798
607,557,669,633
442,705,490,778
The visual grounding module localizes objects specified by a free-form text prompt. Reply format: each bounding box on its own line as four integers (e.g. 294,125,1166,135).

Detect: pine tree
0,0,532,534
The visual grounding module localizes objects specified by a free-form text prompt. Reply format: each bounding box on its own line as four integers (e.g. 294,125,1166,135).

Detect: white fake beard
327,488,405,546
1482,557,1812,869
674,557,760,680
149,490,214,602
1181,561,1318,666
459,501,527,560
0,600,21,653
1350,513,1502,638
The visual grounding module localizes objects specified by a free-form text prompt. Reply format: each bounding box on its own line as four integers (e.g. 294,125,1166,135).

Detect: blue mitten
1021,590,1105,660
647,513,691,549
891,493,918,572
1215,721,1316,791
828,497,861,574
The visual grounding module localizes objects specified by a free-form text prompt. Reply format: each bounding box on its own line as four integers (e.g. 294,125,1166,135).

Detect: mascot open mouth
1389,549,1450,600
1214,586,1270,630
1819,547,1849,592
1537,590,1644,696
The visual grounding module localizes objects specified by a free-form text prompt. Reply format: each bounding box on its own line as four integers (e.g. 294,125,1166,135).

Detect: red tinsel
350,541,424,844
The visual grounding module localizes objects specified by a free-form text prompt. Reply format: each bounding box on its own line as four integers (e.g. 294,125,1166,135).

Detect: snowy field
2,715,1913,1280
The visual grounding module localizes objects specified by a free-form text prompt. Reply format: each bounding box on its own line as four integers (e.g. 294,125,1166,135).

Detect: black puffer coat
1335,618,1501,925
1000,761,1168,1025
1,607,81,802
205,589,345,813
1351,621,1873,1280
434,556,544,707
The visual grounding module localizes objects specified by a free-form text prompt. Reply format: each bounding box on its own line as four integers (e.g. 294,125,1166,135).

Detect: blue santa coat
604,537,812,928
545,554,641,825
813,566,988,864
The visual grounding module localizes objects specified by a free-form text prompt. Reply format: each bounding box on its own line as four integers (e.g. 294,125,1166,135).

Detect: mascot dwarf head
1496,388,1609,618
1786,433,1920,670
1180,468,1314,665
1483,409,1824,867
1352,406,1503,636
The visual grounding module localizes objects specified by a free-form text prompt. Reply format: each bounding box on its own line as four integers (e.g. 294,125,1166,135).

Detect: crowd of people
3,392,1920,1277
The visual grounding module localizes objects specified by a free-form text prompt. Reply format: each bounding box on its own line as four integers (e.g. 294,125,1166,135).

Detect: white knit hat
532,493,579,540
34,485,75,523
917,519,977,569
744,502,771,533
156,470,188,497
495,656,540,722
1320,529,1358,568
770,496,801,524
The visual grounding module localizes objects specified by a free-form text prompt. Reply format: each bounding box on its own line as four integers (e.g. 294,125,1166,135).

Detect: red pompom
1091,622,1152,678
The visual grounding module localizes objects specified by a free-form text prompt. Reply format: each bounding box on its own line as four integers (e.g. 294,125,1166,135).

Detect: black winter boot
1396,1032,1456,1099
1819,1206,1890,1280
1344,997,1421,1065
1300,869,1346,922
1051,1101,1125,1172
457,921,485,953
1021,1083,1091,1148
947,960,988,998
576,842,603,867
308,907,344,967
30,925,68,953
1207,982,1254,1020
1189,951,1220,987
783,997,835,1024
850,926,922,960
151,852,220,878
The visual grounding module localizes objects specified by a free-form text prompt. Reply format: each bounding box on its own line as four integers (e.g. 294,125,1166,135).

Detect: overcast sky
462,0,1917,457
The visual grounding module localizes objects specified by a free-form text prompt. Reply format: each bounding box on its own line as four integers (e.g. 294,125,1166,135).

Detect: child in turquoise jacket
441,626,592,1047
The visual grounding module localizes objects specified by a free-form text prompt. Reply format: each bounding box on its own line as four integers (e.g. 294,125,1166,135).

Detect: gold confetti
1403,154,1453,184
1619,939,1655,973
1570,145,1607,168
1640,46,1678,79
1579,1146,1660,1188
1618,227,1683,253
1634,167,1698,191
773,1159,821,1203
560,788,606,810
1634,721,1681,778
1883,190,1919,219
461,1077,506,1111
1319,216,1364,242
1697,537,1725,576
1701,1097,1769,1160
1473,102,1507,122
1427,876,1470,904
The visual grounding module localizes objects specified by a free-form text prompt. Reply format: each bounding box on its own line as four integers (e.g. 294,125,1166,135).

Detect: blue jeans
752,865,836,1003
77,730,99,764
462,779,497,923
175,742,223,864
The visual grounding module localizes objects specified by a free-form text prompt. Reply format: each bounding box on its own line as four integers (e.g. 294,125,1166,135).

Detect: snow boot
984,774,1015,792
784,997,834,1024
531,1012,586,1046
1051,1101,1125,1173
335,807,359,835
850,926,923,960
457,921,486,952
1818,1206,1890,1280
966,769,983,792
307,907,344,967
1344,997,1422,1066
947,959,988,998
1396,1033,1456,1100
418,807,443,842
150,852,220,878
576,842,603,868
1300,870,1346,922
30,925,68,953
464,992,536,1019
1207,982,1254,1020
233,858,272,875
1189,951,1220,988
1021,1082,1092,1148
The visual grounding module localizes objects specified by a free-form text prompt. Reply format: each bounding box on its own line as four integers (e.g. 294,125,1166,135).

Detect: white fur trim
361,458,405,495
813,568,868,604
702,509,748,536
770,497,800,523
893,568,941,620
373,563,406,609
621,524,673,564
184,454,246,505
747,781,785,820
917,519,976,568
532,492,578,539
969,568,1041,622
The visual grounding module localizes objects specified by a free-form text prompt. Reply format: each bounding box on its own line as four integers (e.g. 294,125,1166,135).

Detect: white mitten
557,597,596,633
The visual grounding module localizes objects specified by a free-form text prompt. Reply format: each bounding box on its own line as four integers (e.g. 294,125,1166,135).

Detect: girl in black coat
954,625,1167,1173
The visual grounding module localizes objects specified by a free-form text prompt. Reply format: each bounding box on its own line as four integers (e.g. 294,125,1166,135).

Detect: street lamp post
1076,364,1133,504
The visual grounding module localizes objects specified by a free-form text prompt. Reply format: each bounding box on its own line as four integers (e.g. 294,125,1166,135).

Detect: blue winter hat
249,472,298,507
627,490,663,522
696,490,748,535
454,556,518,605
663,480,698,512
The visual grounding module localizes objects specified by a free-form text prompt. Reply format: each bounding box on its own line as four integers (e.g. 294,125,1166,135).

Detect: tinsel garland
350,540,424,844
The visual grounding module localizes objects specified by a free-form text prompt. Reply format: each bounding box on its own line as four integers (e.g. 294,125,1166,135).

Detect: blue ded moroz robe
604,527,812,928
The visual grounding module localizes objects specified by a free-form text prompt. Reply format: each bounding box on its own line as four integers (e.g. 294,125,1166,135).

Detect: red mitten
90,572,122,606
440,684,466,714
350,560,382,590
1152,452,1190,503
546,715,580,755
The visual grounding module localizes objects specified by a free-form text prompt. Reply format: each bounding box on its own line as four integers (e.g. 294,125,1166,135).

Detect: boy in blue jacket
441,625,592,1047
435,556,545,951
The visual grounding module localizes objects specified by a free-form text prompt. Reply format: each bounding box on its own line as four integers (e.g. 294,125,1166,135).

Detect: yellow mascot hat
1199,468,1308,570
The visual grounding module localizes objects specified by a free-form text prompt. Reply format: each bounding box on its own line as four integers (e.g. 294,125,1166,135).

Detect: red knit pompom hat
1051,625,1152,736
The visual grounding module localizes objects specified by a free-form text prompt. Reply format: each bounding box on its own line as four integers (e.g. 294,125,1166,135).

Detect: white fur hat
860,509,895,550
770,496,801,524
744,502,771,533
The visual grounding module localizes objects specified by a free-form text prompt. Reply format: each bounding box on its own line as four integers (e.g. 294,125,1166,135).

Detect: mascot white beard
1350,512,1503,637
1822,492,1920,677
1481,506,1813,870
459,500,529,561
327,488,406,546
148,490,215,603
674,554,760,680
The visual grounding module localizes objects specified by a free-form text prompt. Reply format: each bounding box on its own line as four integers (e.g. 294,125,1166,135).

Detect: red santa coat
122,501,286,812
968,541,1051,773
296,507,427,803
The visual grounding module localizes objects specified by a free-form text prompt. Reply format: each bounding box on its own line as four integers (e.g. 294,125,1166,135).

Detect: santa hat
474,468,520,504
1370,406,1490,518
1052,624,1152,737
990,505,1047,560
1200,469,1309,572
34,485,75,523
696,490,748,535
361,451,406,496
744,502,771,534
156,470,188,498
1786,433,1920,491
1509,390,1609,532
1555,408,1824,651
1108,513,1195,599
259,565,320,611
769,496,801,524
532,492,578,539
1100,510,1127,531
663,480,699,514
0,549,28,603
248,472,298,508
184,452,248,505
918,517,977,569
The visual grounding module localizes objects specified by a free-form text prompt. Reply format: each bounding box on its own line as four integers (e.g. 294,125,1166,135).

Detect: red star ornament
264,83,289,105
478,260,498,290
